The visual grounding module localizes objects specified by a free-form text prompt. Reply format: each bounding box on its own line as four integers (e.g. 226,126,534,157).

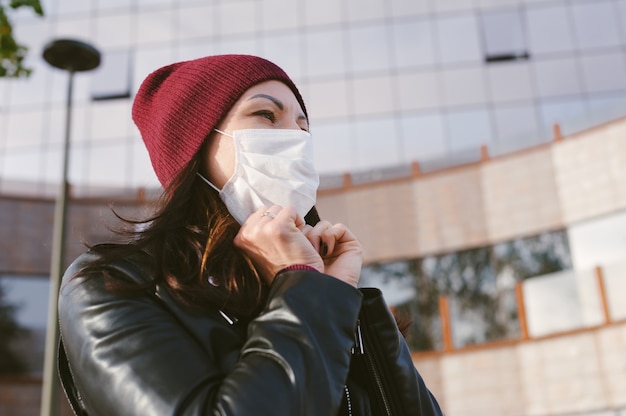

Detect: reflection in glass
365,230,572,351
0,276,49,375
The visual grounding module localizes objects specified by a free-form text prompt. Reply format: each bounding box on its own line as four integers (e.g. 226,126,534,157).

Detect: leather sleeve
358,288,444,416
58,255,363,416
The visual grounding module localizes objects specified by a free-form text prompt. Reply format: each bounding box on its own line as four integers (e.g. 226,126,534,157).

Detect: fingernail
321,242,328,257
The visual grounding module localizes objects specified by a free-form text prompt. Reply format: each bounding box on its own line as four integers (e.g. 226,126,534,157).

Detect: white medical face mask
197,128,319,225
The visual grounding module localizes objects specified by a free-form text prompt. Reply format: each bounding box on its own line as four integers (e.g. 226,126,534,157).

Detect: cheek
203,137,235,189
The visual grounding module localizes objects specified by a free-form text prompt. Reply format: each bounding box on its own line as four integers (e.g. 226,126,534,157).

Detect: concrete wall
414,320,626,416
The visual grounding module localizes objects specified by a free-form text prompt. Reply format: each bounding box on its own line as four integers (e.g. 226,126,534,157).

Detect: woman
58,54,443,416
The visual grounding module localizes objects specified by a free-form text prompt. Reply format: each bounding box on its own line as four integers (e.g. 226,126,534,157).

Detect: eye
253,110,276,123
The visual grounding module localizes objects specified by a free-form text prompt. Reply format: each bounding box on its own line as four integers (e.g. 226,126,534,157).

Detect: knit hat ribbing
132,54,307,188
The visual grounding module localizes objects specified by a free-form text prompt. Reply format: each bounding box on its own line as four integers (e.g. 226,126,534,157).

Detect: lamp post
41,39,100,416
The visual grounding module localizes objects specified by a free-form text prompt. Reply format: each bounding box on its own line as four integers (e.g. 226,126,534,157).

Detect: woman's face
201,80,308,189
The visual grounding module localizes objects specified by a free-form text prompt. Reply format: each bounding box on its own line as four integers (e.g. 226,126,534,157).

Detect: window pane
137,10,176,45
261,32,303,80
580,52,626,94
218,0,258,36
352,76,394,115
304,29,347,78
306,79,350,119
389,0,430,17
94,14,132,49
400,112,447,162
433,0,473,13
539,97,587,134
91,50,132,101
348,24,391,73
354,118,399,170
435,15,482,65
441,67,488,107
346,0,385,23
178,4,218,41
481,9,528,61
446,108,494,152
391,19,436,68
311,121,354,175
492,103,541,153
90,101,132,141
571,1,621,50
526,5,575,55
261,0,299,31
446,109,493,152
85,141,130,187
395,71,443,111
533,57,582,98
487,61,534,103
303,0,343,27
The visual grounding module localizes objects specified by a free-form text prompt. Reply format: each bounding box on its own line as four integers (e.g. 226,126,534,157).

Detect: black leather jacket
58,250,443,415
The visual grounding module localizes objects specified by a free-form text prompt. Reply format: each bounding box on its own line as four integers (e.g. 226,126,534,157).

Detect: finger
304,220,333,256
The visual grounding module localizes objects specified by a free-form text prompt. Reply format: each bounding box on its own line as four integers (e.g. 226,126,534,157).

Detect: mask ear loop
196,172,221,193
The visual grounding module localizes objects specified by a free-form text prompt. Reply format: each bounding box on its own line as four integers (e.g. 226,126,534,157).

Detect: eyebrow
248,93,308,124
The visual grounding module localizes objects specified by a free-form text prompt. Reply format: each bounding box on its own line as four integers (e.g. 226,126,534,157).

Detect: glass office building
2,0,626,195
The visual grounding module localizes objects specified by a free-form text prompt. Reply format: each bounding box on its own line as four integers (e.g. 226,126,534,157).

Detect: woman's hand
302,220,364,287
234,205,324,285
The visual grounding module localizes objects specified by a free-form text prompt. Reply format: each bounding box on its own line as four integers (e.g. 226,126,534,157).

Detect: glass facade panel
347,24,391,73
304,29,347,79
6,109,44,149
353,117,399,170
57,0,93,16
91,50,132,100
130,140,159,187
389,0,430,17
351,76,394,115
217,37,261,56
217,1,258,36
492,103,541,151
261,0,299,31
441,67,488,107
94,14,132,50
177,4,217,41
133,46,176,91
433,0,474,13
526,5,575,55
579,52,626,94
86,142,130,186
391,19,436,69
538,97,587,134
2,150,45,182
446,108,494,152
90,101,133,141
306,79,350,120
400,112,447,162
311,121,354,174
303,0,343,27
487,61,534,103
571,1,621,50
435,14,482,65
346,0,386,23
533,57,582,98
481,8,528,60
261,32,303,80
395,71,442,111
136,10,176,46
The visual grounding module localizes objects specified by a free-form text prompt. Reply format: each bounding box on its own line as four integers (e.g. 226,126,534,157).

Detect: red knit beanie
132,54,307,188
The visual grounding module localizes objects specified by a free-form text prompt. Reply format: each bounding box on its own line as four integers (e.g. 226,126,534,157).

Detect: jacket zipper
353,320,393,415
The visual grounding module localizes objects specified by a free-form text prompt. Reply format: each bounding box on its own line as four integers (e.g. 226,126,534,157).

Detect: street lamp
41,38,100,416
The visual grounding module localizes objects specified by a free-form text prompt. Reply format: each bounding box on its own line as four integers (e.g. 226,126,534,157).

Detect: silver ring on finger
261,211,277,219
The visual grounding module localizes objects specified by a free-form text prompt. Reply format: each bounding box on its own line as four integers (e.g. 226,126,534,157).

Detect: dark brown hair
83,151,268,320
